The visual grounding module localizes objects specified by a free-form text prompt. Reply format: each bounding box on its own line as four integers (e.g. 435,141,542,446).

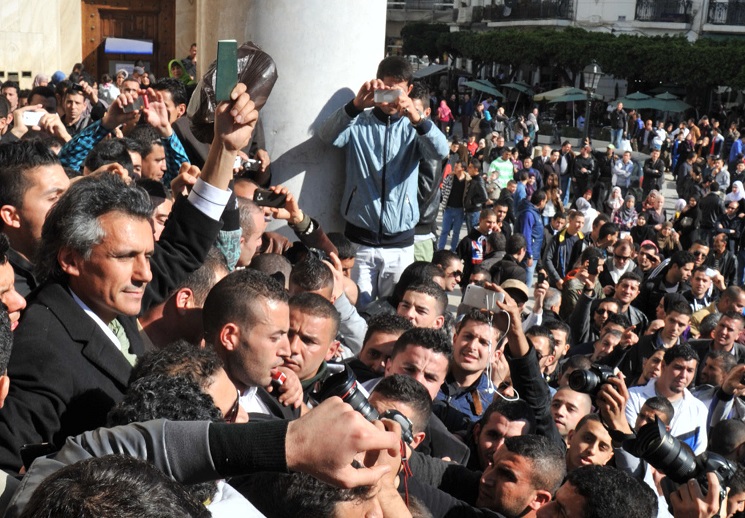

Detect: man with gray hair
0,83,260,472
236,197,266,268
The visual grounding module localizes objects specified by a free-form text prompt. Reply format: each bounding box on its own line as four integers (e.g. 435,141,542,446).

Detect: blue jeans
466,211,480,234
611,128,624,150
560,175,571,206
524,260,537,288
438,207,465,251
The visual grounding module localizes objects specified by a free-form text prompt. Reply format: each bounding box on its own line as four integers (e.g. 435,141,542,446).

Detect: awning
413,64,449,78
104,38,153,55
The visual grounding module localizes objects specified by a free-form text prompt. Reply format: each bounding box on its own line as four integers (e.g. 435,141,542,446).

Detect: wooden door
82,0,175,81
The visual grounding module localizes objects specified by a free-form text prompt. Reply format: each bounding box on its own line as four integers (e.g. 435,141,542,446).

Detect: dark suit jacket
0,197,222,471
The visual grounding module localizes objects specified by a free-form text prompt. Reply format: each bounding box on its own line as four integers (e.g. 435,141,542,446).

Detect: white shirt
208,480,266,517
239,386,273,415
70,289,121,350
626,377,708,455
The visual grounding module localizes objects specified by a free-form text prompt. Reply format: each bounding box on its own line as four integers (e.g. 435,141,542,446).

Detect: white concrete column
241,0,388,233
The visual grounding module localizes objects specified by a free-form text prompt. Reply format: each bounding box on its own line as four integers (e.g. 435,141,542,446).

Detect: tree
401,23,450,61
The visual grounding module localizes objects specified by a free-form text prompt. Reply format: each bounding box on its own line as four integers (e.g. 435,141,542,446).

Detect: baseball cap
607,144,616,150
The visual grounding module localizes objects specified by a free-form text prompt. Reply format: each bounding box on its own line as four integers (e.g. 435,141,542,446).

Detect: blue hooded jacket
516,198,543,260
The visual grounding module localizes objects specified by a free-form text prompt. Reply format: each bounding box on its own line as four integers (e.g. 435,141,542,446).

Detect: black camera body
315,364,414,445
568,364,615,397
625,417,738,507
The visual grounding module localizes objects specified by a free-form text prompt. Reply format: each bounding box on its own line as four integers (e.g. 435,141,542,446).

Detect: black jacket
464,175,488,212
0,198,222,472
416,157,445,236
489,254,527,285
642,158,665,191
699,193,724,230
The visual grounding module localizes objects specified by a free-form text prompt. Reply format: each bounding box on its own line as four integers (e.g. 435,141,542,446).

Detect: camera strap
399,440,413,507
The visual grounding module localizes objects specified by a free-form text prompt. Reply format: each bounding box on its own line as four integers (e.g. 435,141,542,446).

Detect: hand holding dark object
189,41,278,144
285,397,398,489
669,473,722,518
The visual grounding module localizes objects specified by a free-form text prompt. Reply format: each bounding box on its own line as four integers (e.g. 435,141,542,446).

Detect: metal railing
387,0,455,10
707,0,745,24
635,0,692,22
481,0,573,20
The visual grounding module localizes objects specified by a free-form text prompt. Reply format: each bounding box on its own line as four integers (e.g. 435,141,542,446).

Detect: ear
174,287,195,313
325,340,341,361
0,373,9,409
176,103,186,119
530,489,553,510
0,205,20,229
434,315,445,330
567,429,575,443
406,84,413,95
58,247,82,278
410,431,426,450
472,423,482,444
218,323,241,352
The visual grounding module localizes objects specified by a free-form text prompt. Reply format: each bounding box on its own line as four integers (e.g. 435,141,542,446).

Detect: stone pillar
196,0,387,233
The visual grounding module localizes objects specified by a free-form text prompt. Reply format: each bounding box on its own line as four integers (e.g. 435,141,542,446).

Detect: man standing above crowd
609,102,627,150
544,209,585,289
319,56,449,309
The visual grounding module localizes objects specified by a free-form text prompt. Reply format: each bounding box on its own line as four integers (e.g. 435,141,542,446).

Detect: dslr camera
625,417,737,508
568,363,615,398
314,364,414,445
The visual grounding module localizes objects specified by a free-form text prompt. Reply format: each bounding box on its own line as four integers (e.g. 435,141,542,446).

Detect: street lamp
582,61,603,142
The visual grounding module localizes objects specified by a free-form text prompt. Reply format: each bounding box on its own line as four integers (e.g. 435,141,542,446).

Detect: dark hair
593,213,611,227
531,189,547,205
431,249,460,270
469,157,481,170
504,435,566,493
566,465,657,518
327,232,357,260
373,374,432,434
290,257,334,294
486,230,506,253
248,253,292,288
0,97,10,118
131,339,224,390
84,138,134,176
392,262,445,307
152,78,188,107
604,311,630,328
289,292,341,338
506,234,527,255
721,310,745,329
704,349,737,374
663,343,699,365
403,281,448,316
1,81,19,95
519,171,529,182
669,250,695,269
641,396,674,424
526,325,556,355
575,413,603,436
470,265,492,283
456,307,494,335
409,82,430,104
107,374,222,504
479,208,495,221
561,355,592,376
27,85,56,104
363,314,413,345
598,222,619,241
544,320,571,342
580,246,604,265
617,271,642,285
203,269,289,344
376,56,413,83
168,248,228,307
136,178,170,201
723,286,745,303
128,125,163,158
699,312,722,338
18,455,210,518
667,298,693,317
0,140,61,210
478,397,536,434
391,327,452,360
0,304,11,374
243,472,374,518
36,173,152,284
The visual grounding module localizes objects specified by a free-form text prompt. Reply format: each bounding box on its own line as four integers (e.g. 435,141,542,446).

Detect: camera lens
315,366,379,422
568,369,600,394
634,419,697,483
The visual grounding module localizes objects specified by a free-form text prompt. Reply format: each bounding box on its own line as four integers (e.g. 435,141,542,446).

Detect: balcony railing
708,0,745,24
481,0,573,21
635,0,692,22
388,0,455,10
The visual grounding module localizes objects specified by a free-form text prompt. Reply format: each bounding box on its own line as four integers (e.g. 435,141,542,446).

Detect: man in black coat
699,182,725,245
0,85,258,472
642,147,665,197
489,234,527,284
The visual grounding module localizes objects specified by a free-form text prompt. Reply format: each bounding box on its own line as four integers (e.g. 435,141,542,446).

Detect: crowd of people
0,50,743,518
